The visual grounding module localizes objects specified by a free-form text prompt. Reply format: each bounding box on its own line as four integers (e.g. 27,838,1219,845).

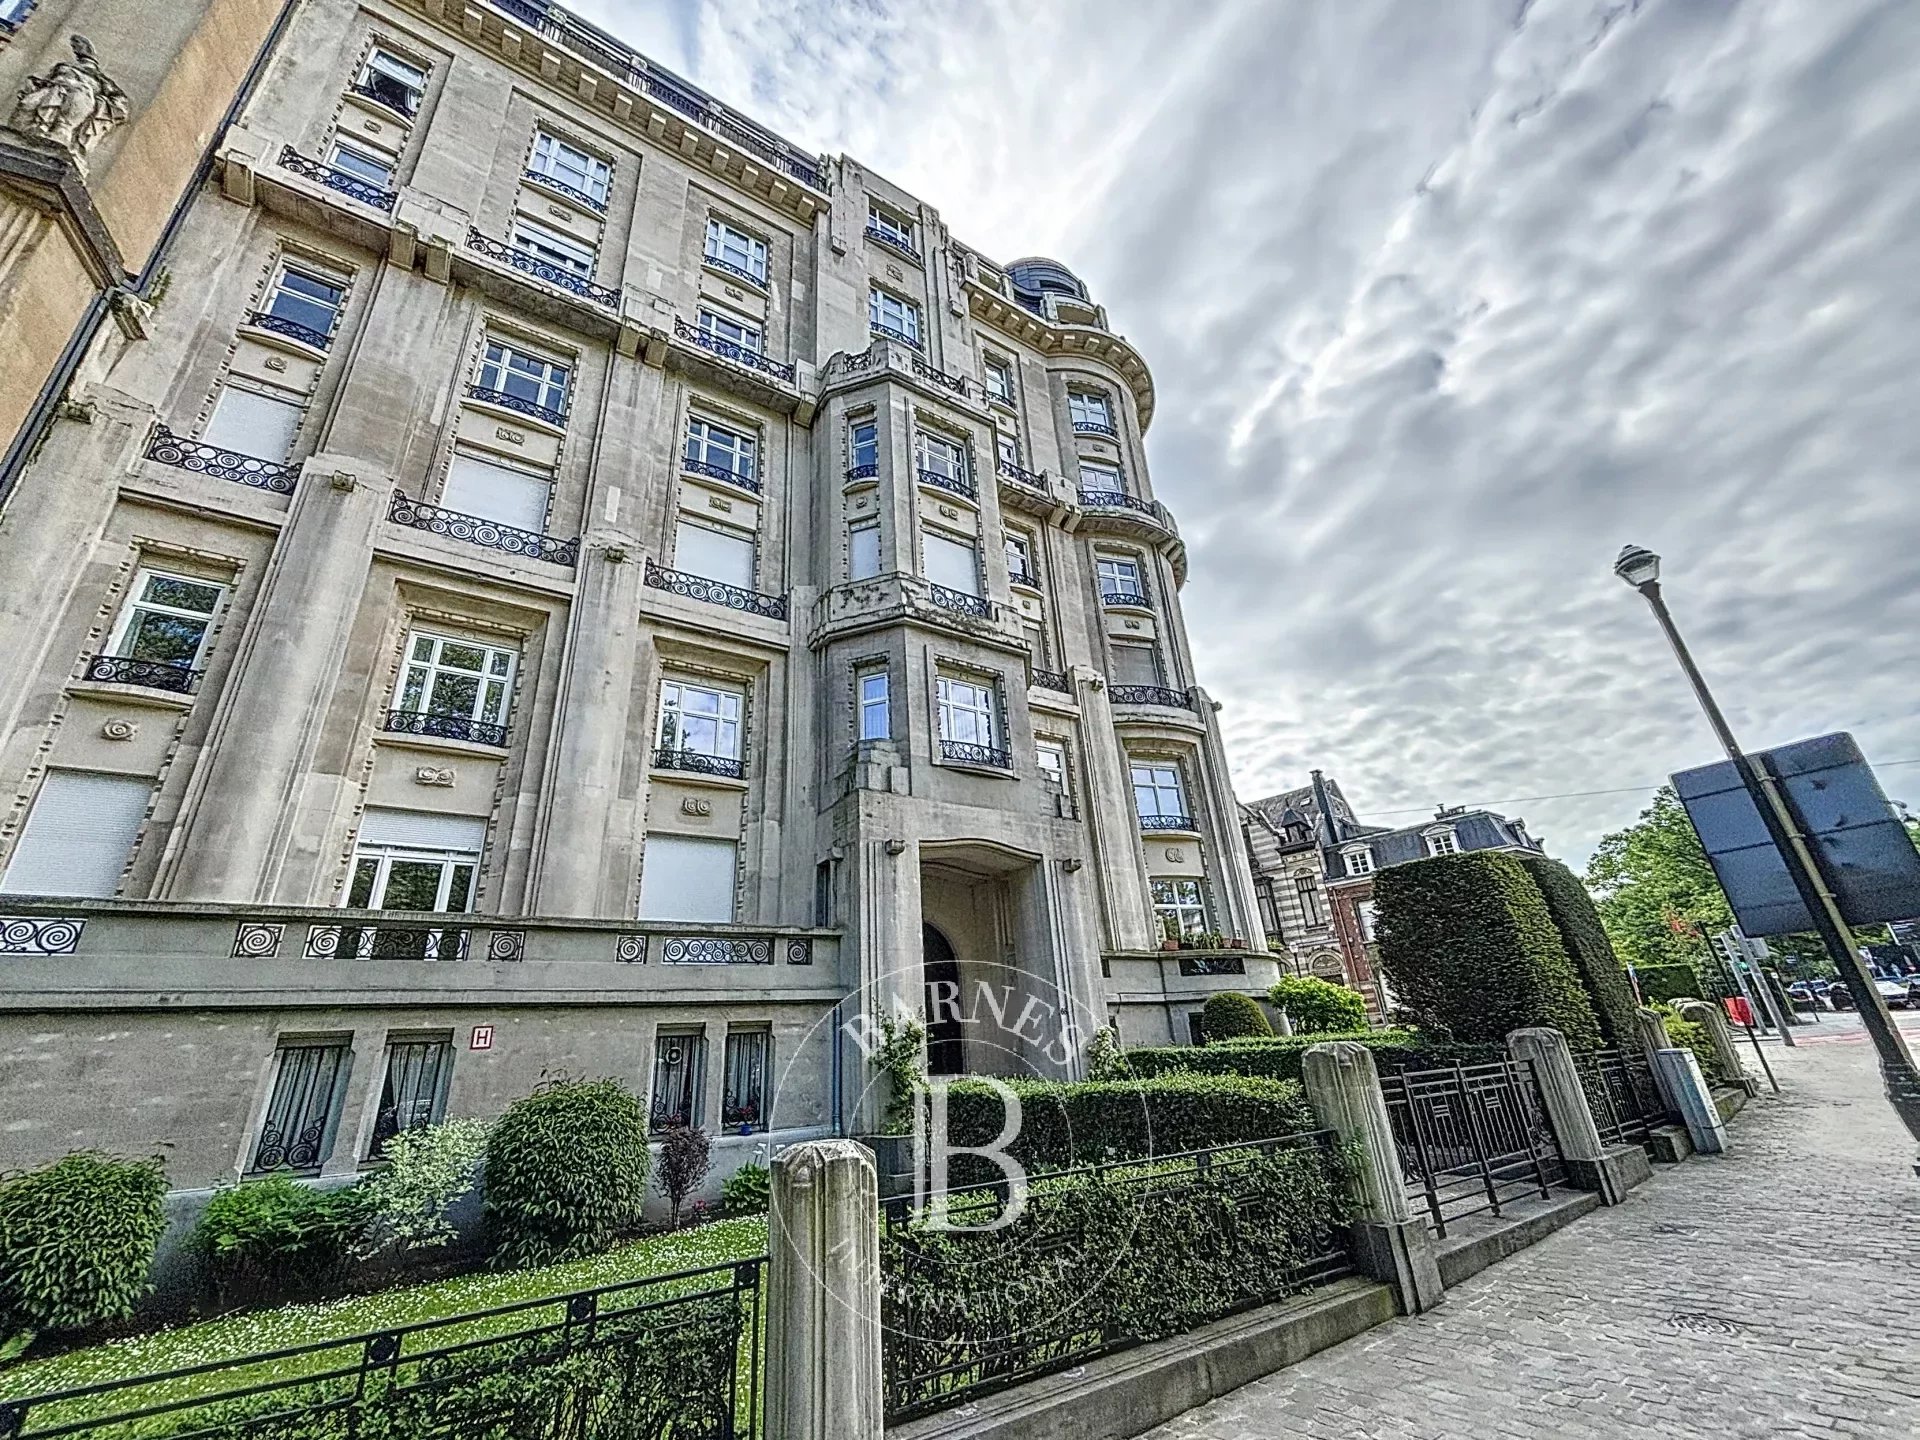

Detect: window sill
865,229,924,268
521,171,609,218
701,259,769,293
65,680,196,712
458,391,567,438
648,765,749,792
1139,822,1202,839
373,729,510,761
1009,577,1043,597
934,757,1019,780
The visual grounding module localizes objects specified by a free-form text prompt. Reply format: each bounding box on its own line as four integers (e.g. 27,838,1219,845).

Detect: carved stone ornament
1164,848,1185,863
680,796,712,817
9,35,129,164
99,717,137,742
414,765,456,787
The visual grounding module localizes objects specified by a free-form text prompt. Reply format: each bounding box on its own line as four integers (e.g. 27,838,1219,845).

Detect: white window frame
1343,846,1375,876
867,203,915,252
529,129,611,206
683,414,758,482
510,216,597,278
397,631,517,726
1096,555,1144,600
1079,460,1124,494
325,136,395,189
857,668,891,742
476,337,571,416
983,356,1014,404
1005,532,1035,586
697,306,764,355
935,675,997,748
1424,827,1459,857
703,217,768,285
347,841,479,914
656,678,744,761
995,431,1021,469
1036,739,1069,792
1153,877,1208,940
1069,389,1114,430
849,419,879,472
358,46,426,114
108,569,224,670
915,431,967,483
1130,760,1188,824
868,287,921,344
262,263,346,341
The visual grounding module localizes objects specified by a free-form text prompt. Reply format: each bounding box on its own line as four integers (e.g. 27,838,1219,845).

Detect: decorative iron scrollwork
466,384,567,428
388,492,578,567
659,936,774,965
146,424,296,493
653,748,746,779
465,228,620,309
673,318,796,383
382,707,510,747
1110,684,1194,710
81,654,201,694
0,917,85,955
940,740,1012,769
927,584,991,619
279,145,397,211
643,559,788,621
246,311,331,350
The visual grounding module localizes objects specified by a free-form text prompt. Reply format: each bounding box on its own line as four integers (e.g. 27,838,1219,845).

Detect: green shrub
720,1163,770,1217
1634,962,1703,1005
1373,851,1604,1051
1083,1025,1125,1081
869,1015,926,1136
654,1126,711,1230
353,1117,490,1259
1200,991,1272,1041
193,1174,370,1307
1517,855,1640,1047
485,1079,651,1270
1653,1003,1727,1085
0,1151,166,1342
942,1071,1312,1173
1269,976,1370,1034
1121,1030,1501,1084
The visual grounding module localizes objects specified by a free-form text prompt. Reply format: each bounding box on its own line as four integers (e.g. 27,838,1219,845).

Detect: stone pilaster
1189,685,1265,945
160,458,393,901
765,1140,884,1440
1508,1027,1650,1204
1302,1040,1443,1314
1076,670,1153,950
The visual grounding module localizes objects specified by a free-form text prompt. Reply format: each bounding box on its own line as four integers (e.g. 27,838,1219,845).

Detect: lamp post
1613,545,1920,1153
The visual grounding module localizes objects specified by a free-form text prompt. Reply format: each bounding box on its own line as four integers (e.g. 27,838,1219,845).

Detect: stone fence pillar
1302,1041,1443,1314
1651,1046,1729,1155
1677,1000,1754,1096
765,1141,884,1440
1632,1006,1681,1115
1507,1028,1651,1205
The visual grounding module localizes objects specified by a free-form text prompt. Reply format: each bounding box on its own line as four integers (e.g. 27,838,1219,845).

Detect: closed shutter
637,834,739,922
923,533,979,594
202,385,303,461
1110,641,1162,687
673,522,755,588
357,808,487,852
441,454,552,534
0,770,152,897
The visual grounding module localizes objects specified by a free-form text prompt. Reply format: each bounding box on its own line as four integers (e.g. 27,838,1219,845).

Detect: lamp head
1613,544,1661,590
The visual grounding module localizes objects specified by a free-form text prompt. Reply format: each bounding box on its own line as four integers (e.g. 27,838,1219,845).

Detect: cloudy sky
582,0,1920,865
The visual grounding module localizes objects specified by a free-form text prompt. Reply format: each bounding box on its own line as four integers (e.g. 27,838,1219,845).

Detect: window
1153,878,1208,940
441,452,551,534
1005,532,1035,586
697,306,763,355
529,130,610,206
1185,1011,1207,1046
1097,555,1144,602
656,679,742,761
398,632,516,728
476,339,571,418
868,203,915,253
1425,828,1459,857
673,519,755,588
849,521,881,580
638,836,738,922
511,217,596,278
922,531,979,596
683,415,757,483
326,138,395,189
263,265,345,342
703,218,768,284
722,1029,770,1128
1036,739,1068,792
0,770,150,897
849,419,879,473
858,668,890,741
251,1041,352,1172
995,431,1021,470
1131,761,1189,825
868,287,920,344
1069,389,1114,431
1110,641,1163,688
108,570,224,670
651,1030,707,1129
936,675,997,747
202,383,303,461
814,859,833,927
358,47,426,115
0,2,36,33
983,357,1014,404
347,809,485,914
368,1035,453,1157
1344,847,1374,876
1079,459,1123,493
1296,875,1325,928
916,431,967,486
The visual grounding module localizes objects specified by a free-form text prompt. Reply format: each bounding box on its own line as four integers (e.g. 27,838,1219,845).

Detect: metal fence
878,1131,1354,1423
0,1258,765,1440
1379,1060,1565,1236
1576,1047,1675,1146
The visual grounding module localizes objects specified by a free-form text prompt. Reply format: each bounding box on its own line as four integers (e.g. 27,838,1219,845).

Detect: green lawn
0,1215,767,1424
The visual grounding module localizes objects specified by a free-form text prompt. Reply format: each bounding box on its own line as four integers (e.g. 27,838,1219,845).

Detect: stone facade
0,0,1272,1194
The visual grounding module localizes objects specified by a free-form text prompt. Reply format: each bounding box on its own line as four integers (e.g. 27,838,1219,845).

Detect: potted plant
1159,917,1181,952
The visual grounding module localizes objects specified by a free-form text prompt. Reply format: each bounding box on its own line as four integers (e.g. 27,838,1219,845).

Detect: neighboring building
0,0,1270,1200
1243,771,1545,1011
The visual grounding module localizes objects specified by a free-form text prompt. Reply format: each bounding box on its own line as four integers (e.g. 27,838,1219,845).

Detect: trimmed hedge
194,1174,370,1308
1200,991,1272,1041
1655,1005,1727,1085
1269,976,1369,1034
485,1079,651,1269
1373,851,1604,1051
1517,855,1640,1047
0,1152,167,1339
1121,1030,1502,1085
942,1072,1313,1172
1634,962,1704,1005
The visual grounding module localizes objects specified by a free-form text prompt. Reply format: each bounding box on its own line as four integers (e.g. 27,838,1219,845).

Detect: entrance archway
923,922,964,1075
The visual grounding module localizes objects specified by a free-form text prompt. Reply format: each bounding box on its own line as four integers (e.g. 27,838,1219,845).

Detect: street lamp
1613,545,1920,1154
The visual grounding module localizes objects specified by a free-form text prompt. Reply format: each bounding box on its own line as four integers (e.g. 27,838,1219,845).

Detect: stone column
1301,1041,1443,1314
1508,1028,1651,1205
1189,685,1266,945
161,458,393,901
765,1140,884,1440
1677,1000,1752,1096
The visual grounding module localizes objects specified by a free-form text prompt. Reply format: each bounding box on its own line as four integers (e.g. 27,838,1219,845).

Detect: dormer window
1343,846,1374,877
1424,827,1458,858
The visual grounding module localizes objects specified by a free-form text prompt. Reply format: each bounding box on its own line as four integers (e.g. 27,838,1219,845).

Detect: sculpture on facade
8,34,129,163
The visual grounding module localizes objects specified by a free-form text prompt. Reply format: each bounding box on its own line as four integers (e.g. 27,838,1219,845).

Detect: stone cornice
964,279,1156,433
0,134,128,287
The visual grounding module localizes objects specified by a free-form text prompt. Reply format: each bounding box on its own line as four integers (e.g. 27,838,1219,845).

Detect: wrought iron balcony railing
846,463,879,482
382,709,509,747
940,739,1011,769
1008,568,1039,590
522,169,607,213
279,146,397,211
465,384,567,428
465,229,620,310
1079,489,1157,516
996,459,1046,493
1101,586,1151,608
644,559,788,621
347,81,418,119
388,493,580,567
927,584,990,618
1073,418,1120,439
1110,684,1195,710
306,924,470,962
701,254,766,289
869,322,921,349
1139,813,1197,833
146,425,297,494
985,389,1017,411
653,747,746,780
245,311,331,350
910,358,967,398
674,318,797,383
82,654,202,694
865,225,923,264
1030,669,1072,695
681,459,761,494
917,468,975,500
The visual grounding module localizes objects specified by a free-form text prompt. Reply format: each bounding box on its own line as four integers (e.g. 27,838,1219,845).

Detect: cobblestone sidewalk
1146,1015,1920,1440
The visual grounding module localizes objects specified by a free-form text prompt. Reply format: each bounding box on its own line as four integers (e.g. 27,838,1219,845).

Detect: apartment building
0,0,1272,1206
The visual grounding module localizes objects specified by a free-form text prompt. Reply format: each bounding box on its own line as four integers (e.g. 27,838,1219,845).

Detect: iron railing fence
1379,1059,1566,1237
0,1257,766,1440
1575,1047,1676,1146
878,1131,1353,1423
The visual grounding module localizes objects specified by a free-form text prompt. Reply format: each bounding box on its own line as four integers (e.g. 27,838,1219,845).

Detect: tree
654,1125,711,1229
1584,787,1728,972
1268,976,1369,1034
